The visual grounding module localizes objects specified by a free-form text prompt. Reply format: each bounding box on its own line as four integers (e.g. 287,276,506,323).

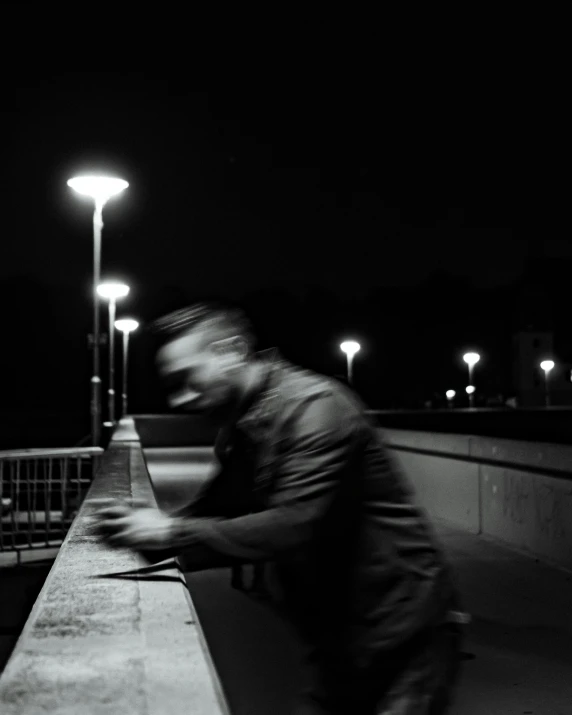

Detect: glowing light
540,360,555,373
67,175,128,202
466,385,476,395
115,319,139,334
97,282,130,300
446,390,456,400
463,352,480,367
340,341,360,356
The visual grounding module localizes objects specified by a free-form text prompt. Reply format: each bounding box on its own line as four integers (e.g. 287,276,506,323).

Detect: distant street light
340,341,360,387
97,282,130,425
67,175,129,445
115,318,139,418
463,352,481,408
540,359,555,407
446,389,456,408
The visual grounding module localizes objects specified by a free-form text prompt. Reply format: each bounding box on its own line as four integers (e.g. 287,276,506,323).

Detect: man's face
156,328,244,416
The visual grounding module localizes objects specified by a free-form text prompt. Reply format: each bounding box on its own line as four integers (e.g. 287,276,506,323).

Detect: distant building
512,330,572,406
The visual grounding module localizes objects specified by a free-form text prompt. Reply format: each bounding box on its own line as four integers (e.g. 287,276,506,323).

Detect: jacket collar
235,347,283,439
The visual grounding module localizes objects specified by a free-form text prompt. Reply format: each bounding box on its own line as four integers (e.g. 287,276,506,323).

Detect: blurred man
93,302,464,714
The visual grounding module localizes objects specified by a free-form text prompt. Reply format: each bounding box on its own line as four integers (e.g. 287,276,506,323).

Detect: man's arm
168,427,232,519
170,391,360,564
139,427,240,566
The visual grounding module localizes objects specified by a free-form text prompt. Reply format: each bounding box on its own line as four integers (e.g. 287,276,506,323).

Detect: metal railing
0,447,103,564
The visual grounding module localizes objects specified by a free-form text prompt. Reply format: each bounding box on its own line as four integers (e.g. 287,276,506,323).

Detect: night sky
0,55,534,444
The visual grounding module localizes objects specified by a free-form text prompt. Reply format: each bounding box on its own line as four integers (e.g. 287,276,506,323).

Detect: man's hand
89,498,177,551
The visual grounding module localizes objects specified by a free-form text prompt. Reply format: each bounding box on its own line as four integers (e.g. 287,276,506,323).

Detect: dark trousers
293,619,463,715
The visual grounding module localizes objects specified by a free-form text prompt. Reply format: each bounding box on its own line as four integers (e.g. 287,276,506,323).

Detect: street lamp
340,341,360,387
465,385,476,403
540,359,555,407
463,352,481,407
97,282,130,425
67,175,129,445
446,389,456,408
115,318,139,418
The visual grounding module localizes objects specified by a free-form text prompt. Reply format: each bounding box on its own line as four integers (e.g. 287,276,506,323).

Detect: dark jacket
170,349,456,666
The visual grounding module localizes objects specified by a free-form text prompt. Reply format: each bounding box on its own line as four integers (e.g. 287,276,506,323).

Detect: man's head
153,302,256,418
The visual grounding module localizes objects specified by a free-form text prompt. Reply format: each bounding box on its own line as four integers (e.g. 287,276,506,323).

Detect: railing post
0,447,103,557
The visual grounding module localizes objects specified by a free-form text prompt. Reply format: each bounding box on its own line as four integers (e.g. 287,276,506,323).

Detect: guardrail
0,419,231,714
0,447,103,564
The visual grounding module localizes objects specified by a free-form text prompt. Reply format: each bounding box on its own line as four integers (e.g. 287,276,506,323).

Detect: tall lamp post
463,352,481,408
540,359,555,407
67,175,129,445
340,341,360,387
115,319,139,418
97,282,130,425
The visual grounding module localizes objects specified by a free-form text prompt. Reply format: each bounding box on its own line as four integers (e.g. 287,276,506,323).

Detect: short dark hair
152,301,256,351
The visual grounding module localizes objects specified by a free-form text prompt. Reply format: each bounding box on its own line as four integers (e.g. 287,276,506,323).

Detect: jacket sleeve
172,391,360,565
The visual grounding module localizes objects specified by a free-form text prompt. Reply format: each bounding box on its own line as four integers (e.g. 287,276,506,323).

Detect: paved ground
182,521,572,715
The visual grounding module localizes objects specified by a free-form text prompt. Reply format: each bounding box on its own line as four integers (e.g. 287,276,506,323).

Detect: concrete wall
384,428,572,571
0,421,230,715
383,430,480,534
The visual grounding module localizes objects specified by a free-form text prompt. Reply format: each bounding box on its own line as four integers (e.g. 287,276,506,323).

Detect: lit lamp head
340,340,361,357
115,318,139,335
97,282,130,301
463,352,481,368
67,176,129,204
446,390,456,400
465,385,476,395
540,360,555,374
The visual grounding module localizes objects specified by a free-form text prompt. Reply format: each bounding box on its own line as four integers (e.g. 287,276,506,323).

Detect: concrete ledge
110,416,140,442
382,428,472,457
470,435,572,475
0,440,230,714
